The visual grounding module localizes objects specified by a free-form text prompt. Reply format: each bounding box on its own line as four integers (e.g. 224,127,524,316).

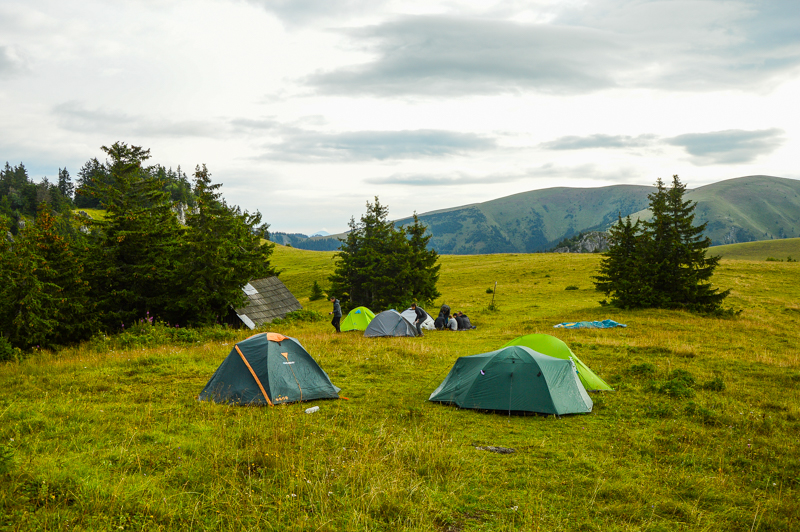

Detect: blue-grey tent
364,310,418,338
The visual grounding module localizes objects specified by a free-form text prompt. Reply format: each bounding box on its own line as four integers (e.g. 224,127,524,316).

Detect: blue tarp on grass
554,319,627,329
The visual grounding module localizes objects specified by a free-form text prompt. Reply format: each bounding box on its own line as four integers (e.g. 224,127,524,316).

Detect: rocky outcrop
553,231,609,253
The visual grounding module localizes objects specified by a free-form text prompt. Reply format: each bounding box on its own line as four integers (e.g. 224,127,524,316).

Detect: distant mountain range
270,175,800,254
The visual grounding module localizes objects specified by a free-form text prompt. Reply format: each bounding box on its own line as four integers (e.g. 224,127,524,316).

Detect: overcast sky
2,0,799,234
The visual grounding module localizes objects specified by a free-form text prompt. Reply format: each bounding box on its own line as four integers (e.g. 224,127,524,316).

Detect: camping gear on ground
429,345,593,415
553,319,626,329
199,332,340,405
400,307,435,330
340,306,375,331
502,334,613,391
364,310,418,338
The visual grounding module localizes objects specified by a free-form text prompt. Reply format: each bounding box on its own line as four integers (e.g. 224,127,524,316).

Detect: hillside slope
630,175,800,245
281,175,800,254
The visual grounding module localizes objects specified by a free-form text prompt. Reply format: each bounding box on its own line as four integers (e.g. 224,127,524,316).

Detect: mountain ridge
272,175,800,254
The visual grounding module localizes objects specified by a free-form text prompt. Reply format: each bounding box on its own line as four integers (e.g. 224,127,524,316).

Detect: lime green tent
429,346,593,415
502,334,613,391
341,306,375,332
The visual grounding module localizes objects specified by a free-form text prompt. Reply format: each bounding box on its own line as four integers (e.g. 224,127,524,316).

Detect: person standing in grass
328,297,341,332
411,303,426,337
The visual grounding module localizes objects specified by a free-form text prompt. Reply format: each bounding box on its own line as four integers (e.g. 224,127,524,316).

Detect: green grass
1,246,799,530
712,237,800,261
72,208,107,221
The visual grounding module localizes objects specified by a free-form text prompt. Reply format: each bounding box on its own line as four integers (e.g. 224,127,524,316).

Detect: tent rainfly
234,277,301,329
364,310,418,338
429,345,593,415
199,332,340,405
502,334,613,391
341,306,376,332
400,307,435,330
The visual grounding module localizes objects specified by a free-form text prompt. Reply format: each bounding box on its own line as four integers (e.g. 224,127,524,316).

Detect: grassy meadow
1,244,799,531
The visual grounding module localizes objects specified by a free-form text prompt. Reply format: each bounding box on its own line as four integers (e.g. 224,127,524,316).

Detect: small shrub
667,369,696,387
787,256,797,262
486,303,500,312
544,274,551,278
273,310,325,325
628,363,657,377
0,336,21,363
486,288,493,294
656,370,697,398
309,281,325,301
701,376,726,392
765,257,782,262
565,285,579,290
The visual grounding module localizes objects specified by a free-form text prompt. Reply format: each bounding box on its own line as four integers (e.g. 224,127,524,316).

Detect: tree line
1,142,275,351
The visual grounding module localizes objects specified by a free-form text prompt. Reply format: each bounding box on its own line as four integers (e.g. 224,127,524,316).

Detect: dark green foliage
0,444,13,474
594,175,730,312
565,285,579,290
0,335,19,362
0,163,73,228
83,143,185,330
486,287,493,294
0,208,94,349
594,215,645,309
628,363,657,377
329,199,440,310
655,369,697,398
309,280,325,301
702,376,726,392
176,164,275,326
271,309,325,325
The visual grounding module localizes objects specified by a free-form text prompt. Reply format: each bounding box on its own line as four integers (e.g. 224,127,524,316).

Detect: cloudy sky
2,0,799,234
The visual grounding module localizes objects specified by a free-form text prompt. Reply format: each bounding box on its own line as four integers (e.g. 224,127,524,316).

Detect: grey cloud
307,16,627,96
0,45,26,77
666,129,786,165
541,134,657,150
259,129,496,162
53,101,217,138
230,118,281,132
367,164,639,186
245,0,388,26
367,171,524,186
306,1,800,97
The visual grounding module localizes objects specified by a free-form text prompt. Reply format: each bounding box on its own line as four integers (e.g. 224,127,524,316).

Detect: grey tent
233,277,301,329
429,346,593,415
364,310,418,338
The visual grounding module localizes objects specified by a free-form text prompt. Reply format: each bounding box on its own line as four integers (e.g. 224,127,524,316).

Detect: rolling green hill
711,237,800,261
630,175,800,246
289,175,800,255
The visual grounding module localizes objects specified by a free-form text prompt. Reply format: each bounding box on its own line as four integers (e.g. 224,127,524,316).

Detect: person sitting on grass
460,311,475,330
448,314,458,331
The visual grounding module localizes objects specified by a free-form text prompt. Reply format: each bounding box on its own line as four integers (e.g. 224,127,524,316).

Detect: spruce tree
0,207,94,348
405,213,441,305
595,175,730,312
329,198,440,310
594,214,644,308
85,142,184,329
178,164,276,325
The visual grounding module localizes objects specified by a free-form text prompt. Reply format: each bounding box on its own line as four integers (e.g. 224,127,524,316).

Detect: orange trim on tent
267,332,288,342
235,344,273,406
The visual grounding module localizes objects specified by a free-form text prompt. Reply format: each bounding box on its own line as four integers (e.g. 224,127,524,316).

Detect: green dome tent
429,346,593,415
502,334,613,391
341,306,375,331
199,332,341,406
364,310,418,338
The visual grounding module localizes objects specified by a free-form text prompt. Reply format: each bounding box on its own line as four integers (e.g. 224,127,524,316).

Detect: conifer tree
178,164,276,325
84,142,184,329
594,175,729,312
405,213,441,305
594,214,644,308
329,198,440,310
0,207,93,348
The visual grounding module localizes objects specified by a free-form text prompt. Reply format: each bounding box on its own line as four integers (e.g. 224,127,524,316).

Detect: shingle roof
233,276,302,329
